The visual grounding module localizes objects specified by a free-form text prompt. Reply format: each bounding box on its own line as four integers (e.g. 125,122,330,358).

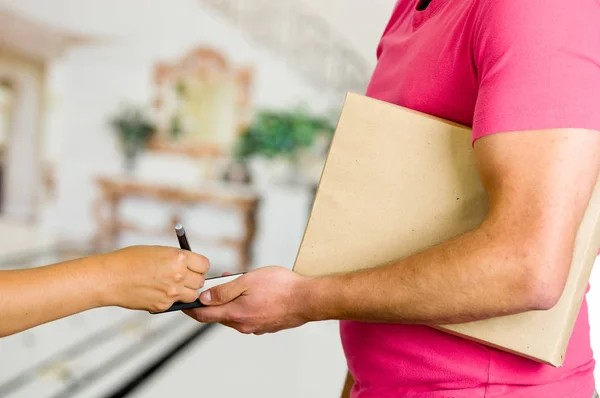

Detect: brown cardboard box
292,93,600,366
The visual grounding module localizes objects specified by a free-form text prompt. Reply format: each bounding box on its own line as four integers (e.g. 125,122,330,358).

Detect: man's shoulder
471,0,598,26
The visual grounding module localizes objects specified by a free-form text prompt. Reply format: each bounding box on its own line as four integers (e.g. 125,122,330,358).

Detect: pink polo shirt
340,0,600,397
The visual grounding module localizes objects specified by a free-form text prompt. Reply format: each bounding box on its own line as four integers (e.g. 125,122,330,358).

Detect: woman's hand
100,245,210,313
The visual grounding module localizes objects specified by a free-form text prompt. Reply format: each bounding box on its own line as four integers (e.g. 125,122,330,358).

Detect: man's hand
183,266,311,334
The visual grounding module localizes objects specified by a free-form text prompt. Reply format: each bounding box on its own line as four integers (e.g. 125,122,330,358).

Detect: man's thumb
200,279,244,305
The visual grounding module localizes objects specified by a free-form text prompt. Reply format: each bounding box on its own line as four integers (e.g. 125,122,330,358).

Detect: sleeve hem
472,107,600,145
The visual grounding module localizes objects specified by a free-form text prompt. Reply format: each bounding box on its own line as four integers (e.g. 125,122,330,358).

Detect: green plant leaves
234,108,335,161
109,106,156,148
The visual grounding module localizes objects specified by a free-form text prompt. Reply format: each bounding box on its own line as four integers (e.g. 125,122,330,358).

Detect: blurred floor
129,322,347,398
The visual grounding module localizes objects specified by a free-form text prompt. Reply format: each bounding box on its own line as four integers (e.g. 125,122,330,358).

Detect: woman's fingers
184,251,210,274
178,287,200,303
184,271,205,290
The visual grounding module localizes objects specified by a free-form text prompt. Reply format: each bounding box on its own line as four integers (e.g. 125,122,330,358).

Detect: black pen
175,223,191,251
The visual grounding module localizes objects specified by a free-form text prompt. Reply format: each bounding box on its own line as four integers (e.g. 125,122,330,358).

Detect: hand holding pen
153,224,244,314
156,224,205,313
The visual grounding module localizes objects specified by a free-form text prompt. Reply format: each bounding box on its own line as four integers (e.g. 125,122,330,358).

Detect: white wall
0,49,44,221
300,0,396,69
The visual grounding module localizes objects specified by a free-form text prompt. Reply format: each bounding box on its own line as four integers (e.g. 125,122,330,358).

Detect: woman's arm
0,245,209,337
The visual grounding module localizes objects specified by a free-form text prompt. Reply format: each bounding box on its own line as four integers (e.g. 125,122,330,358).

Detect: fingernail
201,291,211,304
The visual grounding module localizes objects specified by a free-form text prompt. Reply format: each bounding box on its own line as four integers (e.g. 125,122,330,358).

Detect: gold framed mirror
149,47,252,158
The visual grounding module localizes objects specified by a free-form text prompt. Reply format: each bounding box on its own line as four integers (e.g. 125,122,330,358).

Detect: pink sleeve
472,0,600,143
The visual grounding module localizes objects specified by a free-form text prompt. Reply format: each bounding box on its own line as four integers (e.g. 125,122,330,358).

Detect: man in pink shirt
186,0,600,396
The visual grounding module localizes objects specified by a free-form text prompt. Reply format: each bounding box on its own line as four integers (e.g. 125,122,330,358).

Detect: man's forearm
0,256,110,337
300,222,566,325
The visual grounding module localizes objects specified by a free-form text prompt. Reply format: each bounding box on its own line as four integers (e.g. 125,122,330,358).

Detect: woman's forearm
0,245,211,337
0,255,111,337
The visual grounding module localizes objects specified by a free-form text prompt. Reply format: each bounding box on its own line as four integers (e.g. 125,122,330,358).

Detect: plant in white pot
109,105,156,175
233,108,335,186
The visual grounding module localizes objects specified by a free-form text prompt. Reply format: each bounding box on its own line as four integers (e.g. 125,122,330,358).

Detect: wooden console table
93,176,260,272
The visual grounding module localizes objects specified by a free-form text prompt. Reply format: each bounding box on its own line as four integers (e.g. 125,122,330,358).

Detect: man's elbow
524,281,563,312
516,252,570,312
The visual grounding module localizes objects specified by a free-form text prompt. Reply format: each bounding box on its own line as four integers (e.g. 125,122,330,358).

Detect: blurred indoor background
0,1,598,397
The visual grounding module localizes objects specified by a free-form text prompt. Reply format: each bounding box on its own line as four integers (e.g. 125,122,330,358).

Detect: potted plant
109,105,156,174
233,107,335,185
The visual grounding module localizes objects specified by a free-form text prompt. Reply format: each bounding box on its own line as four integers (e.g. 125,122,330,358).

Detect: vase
122,141,139,176
248,156,300,186
221,160,252,184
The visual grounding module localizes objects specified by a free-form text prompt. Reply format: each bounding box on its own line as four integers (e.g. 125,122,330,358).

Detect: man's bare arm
301,129,600,325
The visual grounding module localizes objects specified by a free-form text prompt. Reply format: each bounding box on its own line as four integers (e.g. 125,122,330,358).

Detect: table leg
240,201,258,272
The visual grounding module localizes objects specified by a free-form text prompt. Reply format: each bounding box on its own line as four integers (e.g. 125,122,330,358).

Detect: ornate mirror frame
149,48,252,158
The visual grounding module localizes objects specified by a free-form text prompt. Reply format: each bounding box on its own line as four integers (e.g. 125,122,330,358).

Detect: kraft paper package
293,92,600,366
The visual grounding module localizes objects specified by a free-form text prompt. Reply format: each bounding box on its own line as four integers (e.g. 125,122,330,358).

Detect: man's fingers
200,277,246,306
183,305,234,323
220,321,240,329
198,318,257,335
183,309,259,335
223,321,259,335
221,272,233,276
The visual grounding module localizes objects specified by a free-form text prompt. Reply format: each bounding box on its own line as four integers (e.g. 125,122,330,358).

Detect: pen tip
174,223,185,236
